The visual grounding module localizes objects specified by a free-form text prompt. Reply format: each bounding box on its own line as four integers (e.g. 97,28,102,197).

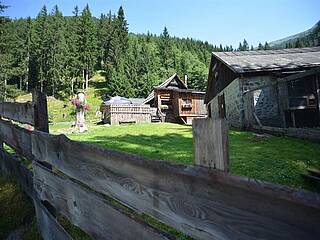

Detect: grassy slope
16,73,106,124
51,123,320,191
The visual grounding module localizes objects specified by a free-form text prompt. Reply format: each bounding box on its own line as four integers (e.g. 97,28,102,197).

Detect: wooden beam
31,130,320,240
33,198,73,240
0,118,32,160
0,102,34,125
33,162,173,240
32,89,49,133
281,67,320,82
193,118,229,171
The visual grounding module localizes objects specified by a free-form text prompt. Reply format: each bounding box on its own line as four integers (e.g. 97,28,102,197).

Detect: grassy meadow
50,122,320,192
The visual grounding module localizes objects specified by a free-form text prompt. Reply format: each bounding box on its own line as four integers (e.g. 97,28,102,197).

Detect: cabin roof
155,87,205,94
143,73,187,104
212,47,320,74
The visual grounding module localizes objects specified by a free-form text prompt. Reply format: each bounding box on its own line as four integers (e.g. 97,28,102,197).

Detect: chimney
184,74,188,88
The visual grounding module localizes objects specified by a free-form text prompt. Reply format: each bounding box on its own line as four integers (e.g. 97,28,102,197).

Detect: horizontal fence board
0,149,34,198
31,130,320,240
0,102,34,125
33,161,173,240
0,118,33,159
33,197,73,240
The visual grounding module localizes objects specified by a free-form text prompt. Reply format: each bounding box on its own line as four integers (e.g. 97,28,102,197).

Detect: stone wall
209,78,242,128
209,75,284,128
241,76,282,127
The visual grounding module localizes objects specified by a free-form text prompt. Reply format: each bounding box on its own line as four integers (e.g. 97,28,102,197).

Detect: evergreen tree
30,5,50,92
159,27,174,77
242,39,249,51
0,2,12,100
264,41,270,50
78,4,97,90
258,42,263,50
47,5,68,96
65,6,82,93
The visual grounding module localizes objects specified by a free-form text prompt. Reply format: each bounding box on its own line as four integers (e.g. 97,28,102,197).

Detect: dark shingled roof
212,47,320,74
142,73,187,104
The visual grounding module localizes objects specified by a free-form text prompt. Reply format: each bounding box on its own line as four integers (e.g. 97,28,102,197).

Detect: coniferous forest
0,3,226,100
1,3,319,101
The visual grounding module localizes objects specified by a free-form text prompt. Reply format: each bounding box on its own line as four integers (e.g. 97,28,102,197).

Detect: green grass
0,172,41,240
50,123,320,192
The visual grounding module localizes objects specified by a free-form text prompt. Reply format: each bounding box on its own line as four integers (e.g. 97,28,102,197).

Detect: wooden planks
31,130,320,240
0,118,32,159
193,118,229,170
33,198,73,240
33,162,173,240
0,101,34,125
0,148,71,240
32,90,49,132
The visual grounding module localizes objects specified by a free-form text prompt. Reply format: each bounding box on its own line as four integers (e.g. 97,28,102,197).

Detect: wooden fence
100,104,151,125
0,92,320,239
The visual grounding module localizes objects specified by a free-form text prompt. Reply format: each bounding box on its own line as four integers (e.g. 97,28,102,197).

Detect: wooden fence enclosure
0,91,320,240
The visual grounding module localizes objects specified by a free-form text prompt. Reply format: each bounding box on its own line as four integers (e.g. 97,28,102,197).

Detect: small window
182,98,192,109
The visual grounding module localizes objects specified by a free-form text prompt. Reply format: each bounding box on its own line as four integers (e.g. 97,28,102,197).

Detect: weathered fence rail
0,101,35,125
0,92,320,240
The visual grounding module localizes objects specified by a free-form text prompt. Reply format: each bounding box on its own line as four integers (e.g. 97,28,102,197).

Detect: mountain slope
270,20,320,48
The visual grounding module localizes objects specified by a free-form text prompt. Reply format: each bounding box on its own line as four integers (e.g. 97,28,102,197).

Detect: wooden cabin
144,74,206,124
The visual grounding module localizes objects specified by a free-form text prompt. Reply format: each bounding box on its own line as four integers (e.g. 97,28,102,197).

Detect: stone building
205,47,320,129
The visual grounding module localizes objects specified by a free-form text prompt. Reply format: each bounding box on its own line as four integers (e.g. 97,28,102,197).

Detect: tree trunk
71,78,74,93
40,80,43,93
4,78,7,101
26,79,29,92
85,69,89,90
20,76,23,90
52,81,55,97
82,70,85,90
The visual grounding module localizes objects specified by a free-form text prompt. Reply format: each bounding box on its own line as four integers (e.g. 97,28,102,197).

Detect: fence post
193,118,229,171
32,89,49,133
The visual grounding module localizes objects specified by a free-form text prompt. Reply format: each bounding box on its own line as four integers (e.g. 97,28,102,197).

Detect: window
182,98,192,109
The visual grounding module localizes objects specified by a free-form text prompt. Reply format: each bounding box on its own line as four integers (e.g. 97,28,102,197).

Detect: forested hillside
0,3,232,100
270,20,320,49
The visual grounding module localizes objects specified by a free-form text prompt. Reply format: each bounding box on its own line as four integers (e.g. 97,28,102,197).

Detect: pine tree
31,5,50,92
78,4,97,90
0,2,12,100
159,27,174,77
47,5,68,96
264,41,270,50
242,39,249,51
65,6,82,93
258,42,263,50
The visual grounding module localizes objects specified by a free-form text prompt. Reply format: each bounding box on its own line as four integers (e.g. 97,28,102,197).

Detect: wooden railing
101,104,151,125
0,93,320,239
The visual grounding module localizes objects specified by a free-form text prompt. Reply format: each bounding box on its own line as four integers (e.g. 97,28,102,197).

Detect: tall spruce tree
31,5,50,92
159,27,174,77
47,5,68,96
0,1,12,100
78,4,97,90
65,6,82,93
